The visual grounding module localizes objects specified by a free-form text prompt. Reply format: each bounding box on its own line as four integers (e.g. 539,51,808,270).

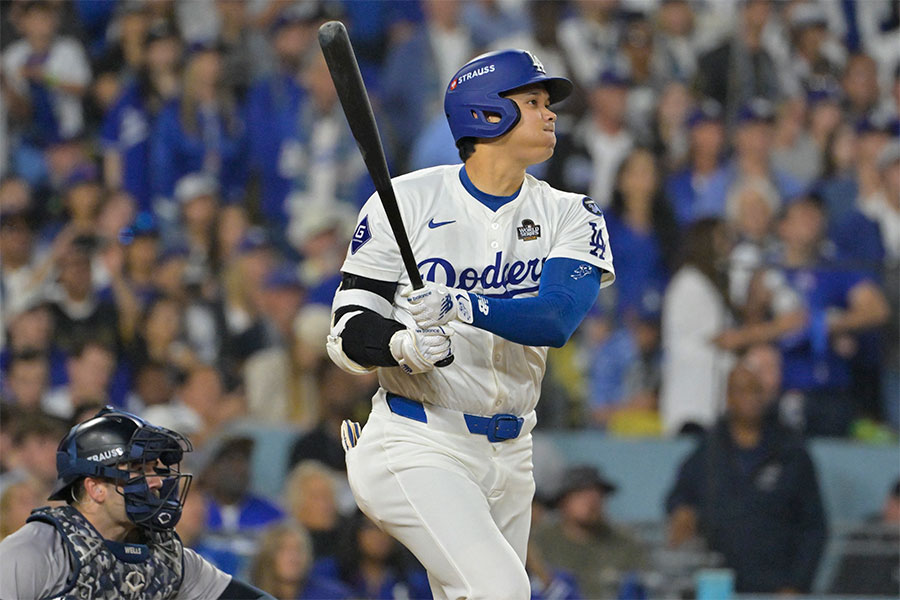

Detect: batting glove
401,283,474,328
389,327,453,374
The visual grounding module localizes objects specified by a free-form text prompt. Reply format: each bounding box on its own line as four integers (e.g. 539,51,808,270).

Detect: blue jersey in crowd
100,82,154,210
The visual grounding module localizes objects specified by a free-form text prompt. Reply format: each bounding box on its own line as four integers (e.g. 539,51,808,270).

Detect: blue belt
385,393,524,443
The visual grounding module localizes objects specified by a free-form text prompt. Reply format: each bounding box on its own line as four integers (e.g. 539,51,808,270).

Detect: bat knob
435,355,454,368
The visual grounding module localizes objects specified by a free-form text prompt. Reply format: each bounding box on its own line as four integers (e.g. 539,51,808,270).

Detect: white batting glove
389,327,453,375
401,283,474,328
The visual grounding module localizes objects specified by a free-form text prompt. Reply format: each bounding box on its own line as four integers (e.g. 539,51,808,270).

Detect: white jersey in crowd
340,164,615,418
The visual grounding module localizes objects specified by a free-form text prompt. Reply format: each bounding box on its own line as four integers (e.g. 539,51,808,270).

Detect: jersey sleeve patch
581,197,603,216
350,216,372,255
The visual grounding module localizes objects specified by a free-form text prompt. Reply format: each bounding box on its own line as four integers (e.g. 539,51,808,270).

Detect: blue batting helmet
444,49,573,143
49,407,193,531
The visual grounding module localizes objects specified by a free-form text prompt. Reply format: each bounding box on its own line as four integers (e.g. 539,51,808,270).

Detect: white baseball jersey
340,164,615,417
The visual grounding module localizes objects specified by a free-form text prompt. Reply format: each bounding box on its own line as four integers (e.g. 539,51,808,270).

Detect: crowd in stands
1,0,898,597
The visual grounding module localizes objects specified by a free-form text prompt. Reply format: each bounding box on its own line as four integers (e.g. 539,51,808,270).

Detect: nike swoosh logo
427,218,456,229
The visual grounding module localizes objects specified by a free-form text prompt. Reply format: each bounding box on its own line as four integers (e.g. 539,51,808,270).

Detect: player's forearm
470,258,601,348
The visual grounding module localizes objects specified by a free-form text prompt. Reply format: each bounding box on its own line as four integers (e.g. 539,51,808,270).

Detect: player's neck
79,503,133,542
464,154,526,197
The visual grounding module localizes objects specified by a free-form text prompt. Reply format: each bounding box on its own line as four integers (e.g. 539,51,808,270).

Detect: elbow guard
327,310,376,374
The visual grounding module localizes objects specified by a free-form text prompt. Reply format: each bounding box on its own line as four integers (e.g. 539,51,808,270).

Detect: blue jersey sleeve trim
469,257,601,347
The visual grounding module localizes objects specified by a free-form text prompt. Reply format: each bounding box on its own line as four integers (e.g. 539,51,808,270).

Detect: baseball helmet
444,49,573,143
49,406,193,530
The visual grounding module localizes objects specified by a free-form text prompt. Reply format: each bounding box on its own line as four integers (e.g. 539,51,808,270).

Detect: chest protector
28,505,184,600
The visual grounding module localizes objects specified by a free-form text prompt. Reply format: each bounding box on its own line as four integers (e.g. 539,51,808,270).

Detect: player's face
500,86,558,165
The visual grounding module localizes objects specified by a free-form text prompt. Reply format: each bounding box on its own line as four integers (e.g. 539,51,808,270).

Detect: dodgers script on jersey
341,164,615,417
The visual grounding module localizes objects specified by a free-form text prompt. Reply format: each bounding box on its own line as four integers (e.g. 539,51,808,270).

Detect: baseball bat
318,21,453,367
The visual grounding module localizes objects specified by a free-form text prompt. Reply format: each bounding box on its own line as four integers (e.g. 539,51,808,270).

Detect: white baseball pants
346,390,537,600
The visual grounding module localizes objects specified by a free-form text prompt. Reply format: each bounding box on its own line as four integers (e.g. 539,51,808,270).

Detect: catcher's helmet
49,407,193,530
443,49,572,144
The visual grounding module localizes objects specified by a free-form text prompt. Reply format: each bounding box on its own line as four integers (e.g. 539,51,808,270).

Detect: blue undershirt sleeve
468,257,602,347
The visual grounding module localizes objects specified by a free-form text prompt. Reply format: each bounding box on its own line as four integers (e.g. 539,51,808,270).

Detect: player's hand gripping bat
318,20,453,367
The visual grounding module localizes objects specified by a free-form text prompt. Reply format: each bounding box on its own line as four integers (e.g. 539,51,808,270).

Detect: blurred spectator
283,49,369,243
461,0,529,50
660,218,736,434
653,0,700,84
291,203,354,298
0,477,43,540
122,360,174,415
149,42,248,206
694,0,781,122
173,172,222,286
716,196,890,436
214,0,256,102
46,242,120,354
725,176,780,309
0,302,67,388
2,349,50,412
557,0,621,90
283,460,344,565
245,304,332,428
244,5,317,229
814,122,859,229
531,465,647,599
604,148,677,318
380,0,473,169
143,364,243,447
0,411,67,499
665,98,730,226
101,22,182,212
666,363,827,594
0,204,44,320
648,81,692,171
2,1,91,183
781,2,844,97
196,434,284,576
741,342,805,431
249,521,352,600
770,97,821,186
42,339,116,420
725,98,804,208
117,211,162,307
546,65,634,207
126,295,200,382
829,478,900,596
288,354,376,471
329,511,431,599
841,52,881,122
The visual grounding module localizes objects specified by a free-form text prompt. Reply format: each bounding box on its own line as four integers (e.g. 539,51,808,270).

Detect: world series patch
517,219,541,241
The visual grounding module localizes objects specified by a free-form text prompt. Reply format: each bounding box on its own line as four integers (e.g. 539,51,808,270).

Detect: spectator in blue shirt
666,363,827,594
101,23,182,212
665,99,730,226
715,196,890,436
198,435,285,577
244,7,313,228
150,41,248,206
250,521,353,600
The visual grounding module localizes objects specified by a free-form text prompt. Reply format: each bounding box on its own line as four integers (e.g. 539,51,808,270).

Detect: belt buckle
486,414,522,443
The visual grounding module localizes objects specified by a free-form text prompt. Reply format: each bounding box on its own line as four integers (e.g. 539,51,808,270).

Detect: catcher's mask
49,406,193,531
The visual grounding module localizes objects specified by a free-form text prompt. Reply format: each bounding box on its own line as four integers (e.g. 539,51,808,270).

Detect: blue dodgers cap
118,212,160,245
63,164,99,191
686,98,724,129
235,227,271,255
157,243,190,265
262,264,304,291
806,78,842,106
855,111,893,135
444,49,573,142
737,97,776,125
595,64,633,88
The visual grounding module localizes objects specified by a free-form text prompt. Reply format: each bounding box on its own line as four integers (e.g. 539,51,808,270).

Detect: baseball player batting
327,49,615,599
0,407,274,600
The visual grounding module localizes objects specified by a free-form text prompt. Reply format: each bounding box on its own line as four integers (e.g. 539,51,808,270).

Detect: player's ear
83,476,107,503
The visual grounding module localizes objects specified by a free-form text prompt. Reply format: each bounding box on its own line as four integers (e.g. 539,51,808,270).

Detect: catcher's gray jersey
0,521,231,600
